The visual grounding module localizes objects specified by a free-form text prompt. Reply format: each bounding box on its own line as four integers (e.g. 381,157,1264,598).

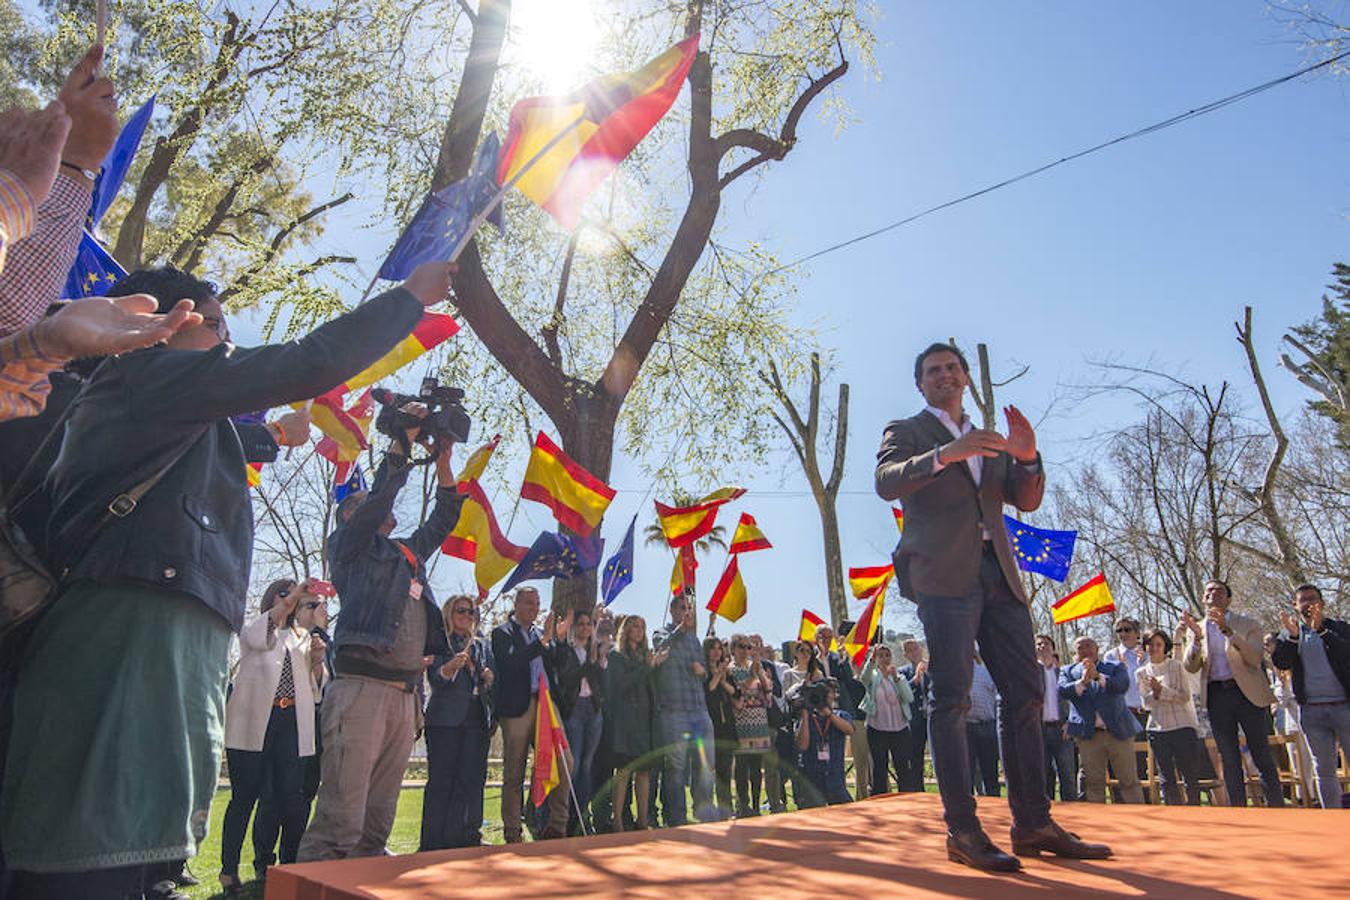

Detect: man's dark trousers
966,719,1001,796
1042,723,1078,801
916,546,1052,834
1207,681,1284,807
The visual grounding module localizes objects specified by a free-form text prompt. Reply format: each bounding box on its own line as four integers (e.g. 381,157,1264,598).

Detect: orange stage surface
265,793,1348,899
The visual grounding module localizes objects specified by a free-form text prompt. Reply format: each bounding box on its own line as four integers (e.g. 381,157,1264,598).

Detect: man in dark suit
489,588,576,842
1059,637,1143,804
874,342,1109,873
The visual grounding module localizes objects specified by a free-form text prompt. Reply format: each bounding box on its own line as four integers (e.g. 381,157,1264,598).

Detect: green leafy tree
431,0,875,611
1285,262,1350,444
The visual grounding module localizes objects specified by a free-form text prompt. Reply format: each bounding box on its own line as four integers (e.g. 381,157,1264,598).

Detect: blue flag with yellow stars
377,132,503,281
600,515,635,607
501,530,604,593
334,463,368,503
1004,515,1076,582
62,230,127,299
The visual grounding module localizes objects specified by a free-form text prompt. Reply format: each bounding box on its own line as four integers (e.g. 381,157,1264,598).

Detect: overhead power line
763,49,1350,277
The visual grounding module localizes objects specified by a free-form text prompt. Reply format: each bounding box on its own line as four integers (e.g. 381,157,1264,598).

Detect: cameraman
296,412,463,862
794,679,854,808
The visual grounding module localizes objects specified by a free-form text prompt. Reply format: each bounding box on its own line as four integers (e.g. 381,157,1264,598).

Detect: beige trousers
1077,730,1144,804
297,677,416,861
850,723,871,799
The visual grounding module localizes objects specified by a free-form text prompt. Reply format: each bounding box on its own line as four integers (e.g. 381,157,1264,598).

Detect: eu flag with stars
90,96,156,227
1004,514,1076,582
377,133,503,281
501,530,604,593
62,230,127,299
600,516,635,607
334,464,367,503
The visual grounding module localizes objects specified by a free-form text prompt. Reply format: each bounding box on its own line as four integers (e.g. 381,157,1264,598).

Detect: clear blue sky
543,2,1349,643
56,1,1343,641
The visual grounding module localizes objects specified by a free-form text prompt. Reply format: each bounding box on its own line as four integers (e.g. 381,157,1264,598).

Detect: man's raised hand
403,261,458,307
58,45,118,172
0,102,71,208
1003,405,1037,463
940,428,1005,463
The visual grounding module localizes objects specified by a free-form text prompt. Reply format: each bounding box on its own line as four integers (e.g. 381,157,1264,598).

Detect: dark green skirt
2,579,230,872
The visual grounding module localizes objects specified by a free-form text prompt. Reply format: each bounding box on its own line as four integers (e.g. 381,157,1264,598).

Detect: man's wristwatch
59,161,98,184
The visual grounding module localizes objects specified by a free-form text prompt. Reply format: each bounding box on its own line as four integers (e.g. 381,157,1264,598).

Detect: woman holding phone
219,578,328,893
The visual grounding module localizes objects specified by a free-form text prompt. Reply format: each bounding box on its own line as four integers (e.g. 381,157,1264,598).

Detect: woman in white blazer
219,578,326,893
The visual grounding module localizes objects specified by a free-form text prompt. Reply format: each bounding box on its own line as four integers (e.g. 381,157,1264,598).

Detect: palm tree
642,490,729,557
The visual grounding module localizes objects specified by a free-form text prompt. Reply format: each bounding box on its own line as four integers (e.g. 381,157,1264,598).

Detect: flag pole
556,741,591,837
446,114,587,264
96,0,106,48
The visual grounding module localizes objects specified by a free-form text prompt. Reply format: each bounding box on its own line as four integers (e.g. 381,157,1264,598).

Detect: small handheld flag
892,507,904,534
600,516,635,607
1051,572,1116,625
728,512,771,554
1004,514,1076,582
500,531,604,594
441,436,528,598
669,545,698,598
797,610,839,652
497,35,699,228
89,96,156,227
333,463,368,503
378,133,503,281
62,230,127,299
653,487,745,548
848,564,893,600
706,555,747,623
843,591,885,666
520,432,616,536
530,672,570,806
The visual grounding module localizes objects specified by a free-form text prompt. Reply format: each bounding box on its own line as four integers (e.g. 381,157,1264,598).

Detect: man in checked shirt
0,45,202,423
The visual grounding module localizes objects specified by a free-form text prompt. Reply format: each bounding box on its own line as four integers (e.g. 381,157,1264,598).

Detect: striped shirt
0,169,36,275
0,325,63,422
0,173,91,337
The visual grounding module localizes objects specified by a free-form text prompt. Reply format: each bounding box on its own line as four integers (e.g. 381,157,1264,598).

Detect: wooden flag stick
96,0,107,48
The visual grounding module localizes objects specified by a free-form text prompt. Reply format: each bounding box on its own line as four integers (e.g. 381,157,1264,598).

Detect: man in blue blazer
1059,637,1143,804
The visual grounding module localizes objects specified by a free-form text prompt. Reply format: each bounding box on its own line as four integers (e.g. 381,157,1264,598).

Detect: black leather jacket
44,287,425,631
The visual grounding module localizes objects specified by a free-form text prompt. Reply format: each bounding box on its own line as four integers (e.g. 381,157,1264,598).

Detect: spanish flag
497,35,699,228
653,487,746,548
728,512,771,554
798,609,839,652
1051,572,1117,625
315,389,375,485
442,436,528,598
848,564,894,600
520,432,616,536
892,507,904,534
530,673,571,807
844,591,885,667
312,312,459,407
669,545,698,597
706,555,747,623
245,462,263,489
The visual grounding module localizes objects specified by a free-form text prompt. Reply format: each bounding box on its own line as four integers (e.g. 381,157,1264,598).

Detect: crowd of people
0,39,1347,900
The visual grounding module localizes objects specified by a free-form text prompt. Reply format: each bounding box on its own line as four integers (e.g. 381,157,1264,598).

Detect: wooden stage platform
264,793,1348,899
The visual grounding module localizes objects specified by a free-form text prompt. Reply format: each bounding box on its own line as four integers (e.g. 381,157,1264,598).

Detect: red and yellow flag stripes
497,35,699,228
520,432,616,536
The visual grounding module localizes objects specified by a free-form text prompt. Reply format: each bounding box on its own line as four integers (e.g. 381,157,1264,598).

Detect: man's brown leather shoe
946,829,1022,872
1010,820,1112,859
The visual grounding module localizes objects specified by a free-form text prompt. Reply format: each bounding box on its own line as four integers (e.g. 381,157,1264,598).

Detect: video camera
801,678,837,712
372,377,471,463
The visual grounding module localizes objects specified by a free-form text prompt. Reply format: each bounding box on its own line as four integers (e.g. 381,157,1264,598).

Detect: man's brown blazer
874,409,1044,604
